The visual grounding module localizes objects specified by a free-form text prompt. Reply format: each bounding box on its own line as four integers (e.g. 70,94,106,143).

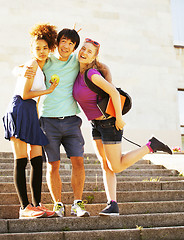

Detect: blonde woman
73,38,172,216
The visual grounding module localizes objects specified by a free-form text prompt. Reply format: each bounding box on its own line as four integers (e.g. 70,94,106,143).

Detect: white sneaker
53,202,65,217
71,200,90,217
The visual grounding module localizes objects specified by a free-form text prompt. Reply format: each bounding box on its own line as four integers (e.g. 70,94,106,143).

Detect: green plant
84,195,94,204
62,226,70,231
94,160,100,164
142,177,161,182
179,171,184,177
93,186,99,191
136,225,143,230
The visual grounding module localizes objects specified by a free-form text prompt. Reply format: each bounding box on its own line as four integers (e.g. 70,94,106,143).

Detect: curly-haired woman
2,23,59,219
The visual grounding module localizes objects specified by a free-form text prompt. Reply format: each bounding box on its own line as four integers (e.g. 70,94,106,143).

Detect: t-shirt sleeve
87,68,101,81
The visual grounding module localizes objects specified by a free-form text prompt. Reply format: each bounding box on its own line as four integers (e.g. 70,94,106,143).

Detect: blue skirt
2,95,49,146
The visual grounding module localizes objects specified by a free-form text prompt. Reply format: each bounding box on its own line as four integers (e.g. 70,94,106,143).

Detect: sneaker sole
99,212,119,216
19,212,46,219
71,212,90,217
46,212,58,218
55,212,64,217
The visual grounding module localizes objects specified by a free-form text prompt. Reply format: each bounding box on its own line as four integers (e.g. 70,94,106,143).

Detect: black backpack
84,69,132,118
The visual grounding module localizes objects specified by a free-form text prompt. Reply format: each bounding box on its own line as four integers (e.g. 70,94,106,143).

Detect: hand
115,117,126,131
48,79,59,93
24,65,36,79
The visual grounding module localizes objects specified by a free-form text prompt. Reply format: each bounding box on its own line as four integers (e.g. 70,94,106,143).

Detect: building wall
0,0,183,153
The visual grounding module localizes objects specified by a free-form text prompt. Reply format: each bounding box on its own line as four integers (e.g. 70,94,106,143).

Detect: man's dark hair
57,28,80,50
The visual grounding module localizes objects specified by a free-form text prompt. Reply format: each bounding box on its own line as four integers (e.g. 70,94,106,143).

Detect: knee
110,164,121,173
47,161,60,174
71,157,84,169
101,159,111,172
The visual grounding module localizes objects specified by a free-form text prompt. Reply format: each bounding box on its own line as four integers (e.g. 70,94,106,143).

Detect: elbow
22,93,29,100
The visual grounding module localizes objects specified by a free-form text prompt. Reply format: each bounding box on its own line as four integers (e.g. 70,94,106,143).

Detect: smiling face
58,37,76,61
78,42,98,65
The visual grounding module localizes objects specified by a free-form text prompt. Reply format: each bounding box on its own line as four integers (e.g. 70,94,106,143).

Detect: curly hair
29,23,57,52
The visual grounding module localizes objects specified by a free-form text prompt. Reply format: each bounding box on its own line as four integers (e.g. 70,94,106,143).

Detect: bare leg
29,145,42,159
93,139,116,202
104,143,150,173
10,137,27,159
70,157,85,200
46,160,62,203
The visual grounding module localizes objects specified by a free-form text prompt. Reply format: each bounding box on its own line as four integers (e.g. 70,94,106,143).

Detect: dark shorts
40,116,84,162
91,117,123,144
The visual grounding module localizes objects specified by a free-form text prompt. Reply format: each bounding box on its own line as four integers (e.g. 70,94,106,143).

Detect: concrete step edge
1,191,184,205
0,163,163,169
1,200,184,219
1,226,184,240
1,212,184,233
1,181,184,193
0,176,184,183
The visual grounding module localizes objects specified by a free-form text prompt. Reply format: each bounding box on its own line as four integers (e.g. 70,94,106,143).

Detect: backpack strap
84,69,108,98
84,68,132,116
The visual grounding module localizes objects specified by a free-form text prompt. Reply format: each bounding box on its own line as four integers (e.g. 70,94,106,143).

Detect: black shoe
149,137,172,155
99,201,119,216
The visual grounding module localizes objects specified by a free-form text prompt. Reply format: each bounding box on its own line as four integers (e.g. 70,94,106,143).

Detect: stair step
1,181,184,193
1,213,184,233
1,201,184,219
0,169,178,177
0,162,164,169
1,226,184,240
1,176,184,183
1,190,184,205
0,158,150,165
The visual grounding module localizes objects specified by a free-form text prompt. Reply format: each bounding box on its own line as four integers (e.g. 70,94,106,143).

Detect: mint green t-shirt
40,53,80,117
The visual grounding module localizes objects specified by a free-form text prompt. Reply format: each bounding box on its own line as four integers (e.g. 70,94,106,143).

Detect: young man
39,28,89,217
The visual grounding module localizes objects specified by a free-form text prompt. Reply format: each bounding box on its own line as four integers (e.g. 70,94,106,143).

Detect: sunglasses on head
85,38,100,47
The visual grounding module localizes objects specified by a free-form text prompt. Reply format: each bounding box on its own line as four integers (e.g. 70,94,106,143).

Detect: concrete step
1,200,184,219
1,181,184,193
0,162,164,170
0,158,150,165
0,168,178,177
1,213,184,233
2,226,184,240
1,175,184,183
0,153,96,159
1,226,184,240
1,190,184,205
0,152,184,239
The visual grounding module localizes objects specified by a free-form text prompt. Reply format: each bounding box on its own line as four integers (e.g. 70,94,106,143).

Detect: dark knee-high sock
14,158,29,209
30,156,43,206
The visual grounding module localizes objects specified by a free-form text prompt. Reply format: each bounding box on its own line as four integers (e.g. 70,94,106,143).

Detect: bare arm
22,61,58,100
91,74,125,130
